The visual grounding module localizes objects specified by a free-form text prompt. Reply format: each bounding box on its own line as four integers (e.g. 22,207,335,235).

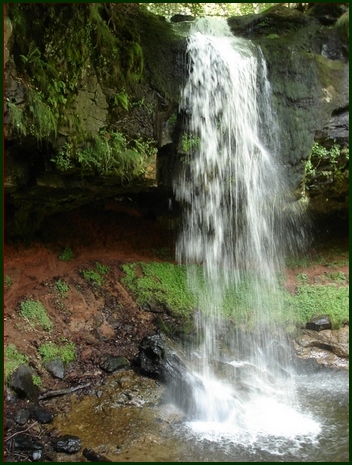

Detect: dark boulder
306,315,332,331
30,406,54,424
9,365,40,402
99,355,129,373
133,332,204,413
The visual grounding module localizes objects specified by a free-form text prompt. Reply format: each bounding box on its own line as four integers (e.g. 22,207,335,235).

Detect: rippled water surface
53,368,348,462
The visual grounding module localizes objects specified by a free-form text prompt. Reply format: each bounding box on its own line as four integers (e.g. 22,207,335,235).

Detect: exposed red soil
4,201,176,392
4,201,348,392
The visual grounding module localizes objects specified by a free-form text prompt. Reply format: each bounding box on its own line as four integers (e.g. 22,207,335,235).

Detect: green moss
284,284,349,329
5,275,13,289
55,279,70,298
121,262,195,316
58,247,74,261
51,130,157,180
121,261,349,333
335,11,349,41
81,262,110,287
19,299,53,331
6,3,150,143
38,341,76,364
5,344,29,380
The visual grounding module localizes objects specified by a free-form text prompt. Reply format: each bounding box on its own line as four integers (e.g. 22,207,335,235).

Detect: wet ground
4,202,349,461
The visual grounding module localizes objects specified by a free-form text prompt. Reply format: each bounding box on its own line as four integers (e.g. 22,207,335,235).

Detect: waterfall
173,18,318,441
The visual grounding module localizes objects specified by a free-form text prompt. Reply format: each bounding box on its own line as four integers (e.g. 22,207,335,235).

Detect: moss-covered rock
4,3,349,238
228,4,349,213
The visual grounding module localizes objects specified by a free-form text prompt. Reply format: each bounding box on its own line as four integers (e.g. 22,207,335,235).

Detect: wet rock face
294,325,349,369
228,4,349,211
4,3,349,235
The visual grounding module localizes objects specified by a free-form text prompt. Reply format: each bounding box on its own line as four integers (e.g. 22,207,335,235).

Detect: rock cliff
4,3,349,239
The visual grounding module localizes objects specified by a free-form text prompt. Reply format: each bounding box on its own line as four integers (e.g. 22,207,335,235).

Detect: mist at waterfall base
170,18,347,459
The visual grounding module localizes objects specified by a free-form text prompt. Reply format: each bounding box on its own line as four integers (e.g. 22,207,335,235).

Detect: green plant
55,279,70,297
5,344,28,380
114,90,130,111
38,341,76,364
95,262,110,275
58,247,74,261
6,101,27,137
283,284,349,329
303,141,349,194
75,130,157,179
82,269,103,286
181,133,201,154
266,33,279,39
32,375,42,388
5,275,13,289
121,262,196,316
27,88,58,139
19,299,53,331
81,262,110,287
326,271,347,283
51,143,75,171
296,273,308,283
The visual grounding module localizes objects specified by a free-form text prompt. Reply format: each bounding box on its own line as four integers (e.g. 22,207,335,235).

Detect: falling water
173,18,320,446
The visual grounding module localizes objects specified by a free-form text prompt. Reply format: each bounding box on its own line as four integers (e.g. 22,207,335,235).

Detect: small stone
30,406,54,424
29,449,43,462
44,359,66,379
100,355,129,373
306,315,332,331
15,408,30,425
52,434,82,453
14,433,43,451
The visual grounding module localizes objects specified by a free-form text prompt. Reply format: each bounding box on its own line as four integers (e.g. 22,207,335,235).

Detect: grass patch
81,262,110,286
5,275,13,289
58,247,74,261
325,271,347,283
5,344,29,380
283,284,349,329
19,299,53,331
121,262,195,316
55,279,70,298
121,262,349,332
286,244,349,269
38,341,76,364
32,375,42,388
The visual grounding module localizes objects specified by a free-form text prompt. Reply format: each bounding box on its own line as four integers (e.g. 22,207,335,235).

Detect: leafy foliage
58,247,74,261
303,140,349,195
144,3,278,18
19,299,53,331
81,262,110,287
55,279,70,298
6,3,146,142
51,130,157,180
283,284,349,329
38,341,76,364
5,344,29,380
121,261,349,332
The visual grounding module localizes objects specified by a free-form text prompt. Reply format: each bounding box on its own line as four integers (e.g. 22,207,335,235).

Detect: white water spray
173,18,319,443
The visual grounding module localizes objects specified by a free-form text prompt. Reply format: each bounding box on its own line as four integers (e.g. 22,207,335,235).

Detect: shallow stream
52,367,348,462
